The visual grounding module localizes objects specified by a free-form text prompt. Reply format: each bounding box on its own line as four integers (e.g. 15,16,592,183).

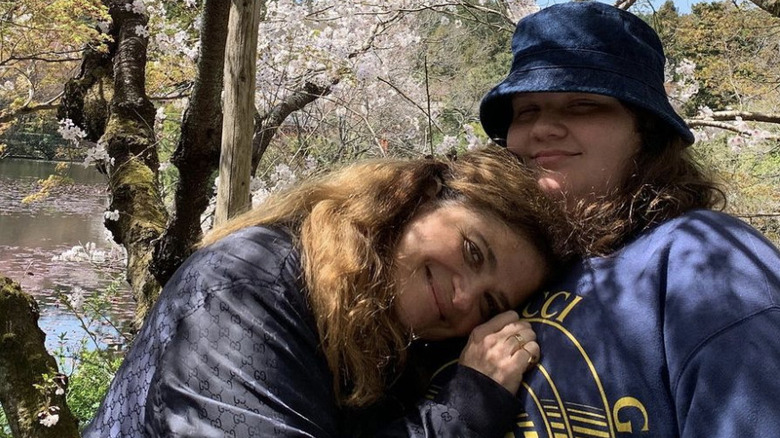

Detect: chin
538,177,566,197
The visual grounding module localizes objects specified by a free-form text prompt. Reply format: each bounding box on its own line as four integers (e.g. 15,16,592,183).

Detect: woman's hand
458,310,539,395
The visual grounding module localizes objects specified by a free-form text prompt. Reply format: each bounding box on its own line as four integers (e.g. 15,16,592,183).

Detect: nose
451,286,479,313
450,276,489,321
529,110,567,141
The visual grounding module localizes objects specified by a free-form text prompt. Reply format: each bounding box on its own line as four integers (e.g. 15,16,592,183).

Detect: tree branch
151,0,231,285
377,76,444,135
252,80,334,173
704,110,780,124
250,5,402,171
749,0,780,18
687,119,748,133
0,100,60,124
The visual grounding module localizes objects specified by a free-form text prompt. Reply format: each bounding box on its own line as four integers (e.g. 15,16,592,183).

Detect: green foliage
65,349,123,429
0,113,69,160
0,410,10,438
692,134,780,244
661,1,780,114
44,280,131,430
646,1,780,245
154,103,185,208
419,5,513,131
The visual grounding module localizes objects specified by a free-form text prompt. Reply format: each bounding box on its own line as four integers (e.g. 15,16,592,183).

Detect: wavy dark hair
202,147,572,407
569,105,726,255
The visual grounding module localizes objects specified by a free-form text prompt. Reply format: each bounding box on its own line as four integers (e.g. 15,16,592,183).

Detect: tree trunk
0,276,80,438
101,0,167,325
151,0,232,285
214,0,265,225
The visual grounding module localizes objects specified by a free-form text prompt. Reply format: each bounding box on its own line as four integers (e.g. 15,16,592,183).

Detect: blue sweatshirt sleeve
662,211,780,437
674,310,780,437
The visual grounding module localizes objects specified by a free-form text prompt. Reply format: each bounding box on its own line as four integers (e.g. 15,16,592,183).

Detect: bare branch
252,80,334,173
0,91,63,123
0,102,59,123
688,110,780,139
2,55,82,64
376,76,444,135
705,110,780,124
392,1,517,29
347,10,403,59
149,92,191,102
614,0,638,11
736,212,780,218
687,119,749,133
687,119,780,142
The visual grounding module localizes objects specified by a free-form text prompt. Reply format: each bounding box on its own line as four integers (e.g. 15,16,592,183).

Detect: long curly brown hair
201,147,571,407
568,106,726,255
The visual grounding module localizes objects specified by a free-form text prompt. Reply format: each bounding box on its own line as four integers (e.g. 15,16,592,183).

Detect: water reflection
0,158,134,364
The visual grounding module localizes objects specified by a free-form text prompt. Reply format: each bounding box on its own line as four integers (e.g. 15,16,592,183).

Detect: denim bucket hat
480,1,694,146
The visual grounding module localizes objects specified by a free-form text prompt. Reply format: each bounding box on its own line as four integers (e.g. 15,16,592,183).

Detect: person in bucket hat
416,2,780,437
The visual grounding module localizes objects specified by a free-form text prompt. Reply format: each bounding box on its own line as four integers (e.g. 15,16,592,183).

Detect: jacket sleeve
143,229,342,437
374,364,521,438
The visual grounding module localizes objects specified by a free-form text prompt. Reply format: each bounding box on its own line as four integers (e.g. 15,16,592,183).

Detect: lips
531,150,579,168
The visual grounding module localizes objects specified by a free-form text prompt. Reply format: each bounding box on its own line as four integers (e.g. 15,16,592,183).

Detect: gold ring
512,333,525,345
522,344,539,365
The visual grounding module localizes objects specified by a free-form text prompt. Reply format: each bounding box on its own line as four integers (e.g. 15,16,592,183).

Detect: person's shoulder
209,225,295,255
631,209,780,282
172,225,300,293
638,209,776,250
608,209,780,276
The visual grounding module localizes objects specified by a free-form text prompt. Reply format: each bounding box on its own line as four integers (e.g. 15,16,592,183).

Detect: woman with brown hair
83,147,571,437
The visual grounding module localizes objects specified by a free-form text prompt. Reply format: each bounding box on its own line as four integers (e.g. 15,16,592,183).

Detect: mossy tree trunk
62,0,168,327
0,276,80,438
100,0,168,326
56,44,113,144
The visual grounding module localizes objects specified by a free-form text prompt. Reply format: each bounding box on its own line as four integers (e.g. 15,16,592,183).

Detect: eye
568,100,600,114
462,238,484,268
513,105,538,123
480,293,502,321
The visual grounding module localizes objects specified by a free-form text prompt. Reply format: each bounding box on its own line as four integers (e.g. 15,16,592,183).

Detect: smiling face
505,92,641,206
392,202,548,340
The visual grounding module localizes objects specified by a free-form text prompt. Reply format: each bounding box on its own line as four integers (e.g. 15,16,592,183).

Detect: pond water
0,158,134,372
